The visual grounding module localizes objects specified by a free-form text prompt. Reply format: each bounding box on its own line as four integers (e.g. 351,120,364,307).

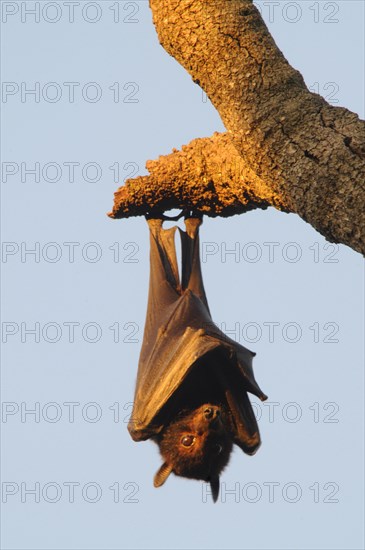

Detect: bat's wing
128,218,267,445
179,218,210,314
137,218,180,372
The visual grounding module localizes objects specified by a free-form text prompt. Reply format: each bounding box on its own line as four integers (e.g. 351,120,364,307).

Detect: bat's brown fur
156,404,233,481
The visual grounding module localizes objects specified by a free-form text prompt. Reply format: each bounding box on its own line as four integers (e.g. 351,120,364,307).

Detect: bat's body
128,217,267,500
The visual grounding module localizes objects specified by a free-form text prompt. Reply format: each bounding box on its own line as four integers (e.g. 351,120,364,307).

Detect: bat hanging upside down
128,215,267,502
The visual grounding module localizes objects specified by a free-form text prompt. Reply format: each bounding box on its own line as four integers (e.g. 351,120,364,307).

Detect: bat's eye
215,444,223,454
181,435,195,447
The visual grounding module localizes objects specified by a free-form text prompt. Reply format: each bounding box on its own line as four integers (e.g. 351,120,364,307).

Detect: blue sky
1,1,364,549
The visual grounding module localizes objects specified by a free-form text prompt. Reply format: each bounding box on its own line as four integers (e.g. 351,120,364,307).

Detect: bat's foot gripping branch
145,209,203,222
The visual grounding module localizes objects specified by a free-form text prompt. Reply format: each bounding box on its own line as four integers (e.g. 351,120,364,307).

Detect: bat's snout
203,406,221,421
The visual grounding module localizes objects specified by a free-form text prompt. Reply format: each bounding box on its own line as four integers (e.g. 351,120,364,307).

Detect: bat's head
153,404,233,502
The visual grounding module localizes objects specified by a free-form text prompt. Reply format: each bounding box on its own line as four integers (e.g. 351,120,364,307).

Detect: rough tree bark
109,0,365,256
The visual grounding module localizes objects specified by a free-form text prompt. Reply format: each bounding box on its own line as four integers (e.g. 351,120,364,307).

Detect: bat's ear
208,476,220,503
154,462,173,488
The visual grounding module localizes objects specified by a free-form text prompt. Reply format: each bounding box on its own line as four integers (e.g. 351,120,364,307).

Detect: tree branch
108,132,288,218
110,0,365,255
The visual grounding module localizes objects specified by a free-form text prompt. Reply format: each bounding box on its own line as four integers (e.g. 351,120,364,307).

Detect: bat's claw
145,209,185,221
145,209,203,222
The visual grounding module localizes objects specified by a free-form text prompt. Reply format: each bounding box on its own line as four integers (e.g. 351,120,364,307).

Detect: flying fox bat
128,216,267,502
